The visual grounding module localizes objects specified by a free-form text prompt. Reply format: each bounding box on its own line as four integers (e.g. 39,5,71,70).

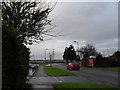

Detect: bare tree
2,1,57,44
80,44,98,59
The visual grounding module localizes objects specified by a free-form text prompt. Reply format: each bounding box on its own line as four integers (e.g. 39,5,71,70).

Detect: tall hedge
2,22,30,89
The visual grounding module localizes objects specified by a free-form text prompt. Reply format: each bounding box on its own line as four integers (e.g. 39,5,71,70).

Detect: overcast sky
28,1,118,60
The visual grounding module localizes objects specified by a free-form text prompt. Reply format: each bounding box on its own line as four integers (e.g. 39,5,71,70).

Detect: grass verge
63,62,68,65
103,68,120,71
86,66,120,71
44,66,75,76
53,83,119,90
32,63,46,66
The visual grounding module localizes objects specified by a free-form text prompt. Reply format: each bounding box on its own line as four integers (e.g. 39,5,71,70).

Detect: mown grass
63,62,68,65
86,66,120,71
53,83,119,90
103,68,120,71
44,66,75,76
92,67,120,71
32,63,46,66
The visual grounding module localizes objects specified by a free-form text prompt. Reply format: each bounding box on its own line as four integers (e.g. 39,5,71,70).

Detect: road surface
29,63,119,89
52,63,119,88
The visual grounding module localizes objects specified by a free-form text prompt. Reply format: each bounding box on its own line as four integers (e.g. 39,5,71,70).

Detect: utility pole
53,49,55,60
74,40,81,63
74,40,80,56
45,48,48,60
49,53,52,67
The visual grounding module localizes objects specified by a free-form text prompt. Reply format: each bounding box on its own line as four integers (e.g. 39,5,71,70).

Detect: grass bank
53,83,119,90
44,66,75,76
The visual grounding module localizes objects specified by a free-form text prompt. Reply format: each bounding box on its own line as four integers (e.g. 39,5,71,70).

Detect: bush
2,22,30,89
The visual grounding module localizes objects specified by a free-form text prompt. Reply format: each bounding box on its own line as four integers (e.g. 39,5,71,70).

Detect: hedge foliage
2,22,30,89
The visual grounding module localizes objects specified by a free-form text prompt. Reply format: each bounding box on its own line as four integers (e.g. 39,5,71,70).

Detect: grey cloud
55,3,117,40
29,2,118,59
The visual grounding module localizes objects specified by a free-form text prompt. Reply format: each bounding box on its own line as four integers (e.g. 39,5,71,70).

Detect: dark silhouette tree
96,53,103,60
2,1,56,44
63,47,69,63
63,45,77,63
80,44,98,59
94,53,103,66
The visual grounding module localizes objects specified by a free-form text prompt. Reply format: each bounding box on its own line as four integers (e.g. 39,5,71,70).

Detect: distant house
94,51,120,67
108,51,120,67
109,51,120,61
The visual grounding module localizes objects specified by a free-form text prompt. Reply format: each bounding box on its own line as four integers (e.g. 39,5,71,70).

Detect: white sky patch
97,48,118,57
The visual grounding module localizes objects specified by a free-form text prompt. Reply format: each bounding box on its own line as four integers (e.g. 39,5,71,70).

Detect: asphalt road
51,63,119,88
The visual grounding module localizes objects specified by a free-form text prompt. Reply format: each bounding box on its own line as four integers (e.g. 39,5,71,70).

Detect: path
28,65,62,89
